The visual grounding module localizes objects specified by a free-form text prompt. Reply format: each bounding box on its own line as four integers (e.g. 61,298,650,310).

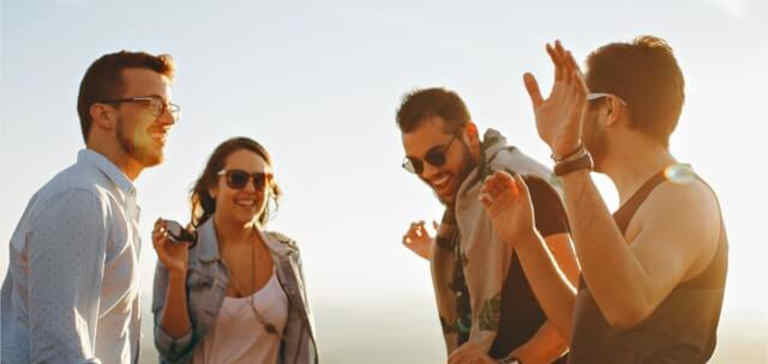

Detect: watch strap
554,150,593,176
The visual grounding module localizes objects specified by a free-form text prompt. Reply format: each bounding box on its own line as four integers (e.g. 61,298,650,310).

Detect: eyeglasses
96,95,181,121
402,133,459,175
217,169,273,190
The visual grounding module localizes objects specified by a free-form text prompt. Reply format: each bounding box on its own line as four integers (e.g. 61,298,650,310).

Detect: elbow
154,321,194,362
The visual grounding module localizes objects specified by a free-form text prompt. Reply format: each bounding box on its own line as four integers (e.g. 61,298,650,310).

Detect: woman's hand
152,218,191,274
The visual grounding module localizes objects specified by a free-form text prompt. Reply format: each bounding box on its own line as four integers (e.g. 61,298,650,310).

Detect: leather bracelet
550,142,584,162
554,150,593,176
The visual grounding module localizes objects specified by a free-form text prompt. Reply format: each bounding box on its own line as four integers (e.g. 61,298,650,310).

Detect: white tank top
193,269,289,364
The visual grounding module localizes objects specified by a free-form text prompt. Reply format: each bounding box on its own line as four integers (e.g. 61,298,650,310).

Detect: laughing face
402,116,476,205
114,68,175,168
210,149,273,226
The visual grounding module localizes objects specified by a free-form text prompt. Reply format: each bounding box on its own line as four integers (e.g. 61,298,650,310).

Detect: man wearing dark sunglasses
1,51,177,364
396,87,579,364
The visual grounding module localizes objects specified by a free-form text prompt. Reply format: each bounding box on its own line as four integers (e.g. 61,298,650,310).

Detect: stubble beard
583,117,608,172
116,115,163,168
435,143,477,207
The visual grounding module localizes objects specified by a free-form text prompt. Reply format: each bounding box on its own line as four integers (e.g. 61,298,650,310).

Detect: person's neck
599,135,677,206
214,213,257,246
87,140,143,181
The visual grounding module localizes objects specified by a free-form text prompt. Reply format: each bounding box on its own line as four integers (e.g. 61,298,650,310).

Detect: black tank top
453,175,571,364
568,168,728,364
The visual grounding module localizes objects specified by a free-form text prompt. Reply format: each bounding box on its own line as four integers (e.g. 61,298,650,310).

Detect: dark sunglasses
163,219,197,247
217,169,273,190
402,134,459,175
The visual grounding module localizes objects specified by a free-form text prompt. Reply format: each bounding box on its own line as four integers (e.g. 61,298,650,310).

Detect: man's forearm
515,232,576,340
160,270,192,338
560,170,651,326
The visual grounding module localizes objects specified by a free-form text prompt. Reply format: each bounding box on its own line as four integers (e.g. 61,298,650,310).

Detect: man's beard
434,143,477,206
116,115,162,167
584,119,608,172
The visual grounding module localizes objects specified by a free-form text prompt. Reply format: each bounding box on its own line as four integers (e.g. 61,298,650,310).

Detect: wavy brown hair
189,137,283,228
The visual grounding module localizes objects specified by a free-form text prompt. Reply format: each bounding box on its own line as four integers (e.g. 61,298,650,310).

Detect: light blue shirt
1,149,142,364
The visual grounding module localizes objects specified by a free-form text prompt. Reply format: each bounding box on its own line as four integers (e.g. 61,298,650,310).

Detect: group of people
1,34,727,364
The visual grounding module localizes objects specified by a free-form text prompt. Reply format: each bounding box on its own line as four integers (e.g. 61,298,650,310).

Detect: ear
89,103,117,130
603,97,624,128
462,121,482,157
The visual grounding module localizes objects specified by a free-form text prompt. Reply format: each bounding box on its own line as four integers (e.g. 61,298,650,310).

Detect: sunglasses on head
587,92,627,105
217,169,273,190
402,133,459,175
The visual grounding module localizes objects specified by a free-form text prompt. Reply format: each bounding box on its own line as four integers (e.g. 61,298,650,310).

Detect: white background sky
1,1,767,363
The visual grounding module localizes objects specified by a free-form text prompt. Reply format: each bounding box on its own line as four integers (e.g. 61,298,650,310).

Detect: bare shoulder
633,178,722,271
641,178,721,227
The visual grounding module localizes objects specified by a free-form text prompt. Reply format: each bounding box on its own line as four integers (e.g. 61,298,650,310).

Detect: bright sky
1,1,767,363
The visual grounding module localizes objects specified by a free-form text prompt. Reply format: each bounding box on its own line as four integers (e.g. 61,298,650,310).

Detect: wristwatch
499,356,522,364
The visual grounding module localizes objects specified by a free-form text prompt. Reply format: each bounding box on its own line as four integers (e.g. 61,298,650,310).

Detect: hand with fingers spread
480,171,537,246
152,218,191,274
523,40,589,158
402,220,439,260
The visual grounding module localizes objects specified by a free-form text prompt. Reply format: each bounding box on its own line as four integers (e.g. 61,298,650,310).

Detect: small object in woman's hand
162,219,198,247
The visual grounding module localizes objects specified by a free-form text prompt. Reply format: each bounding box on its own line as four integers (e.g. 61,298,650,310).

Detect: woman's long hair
189,137,283,228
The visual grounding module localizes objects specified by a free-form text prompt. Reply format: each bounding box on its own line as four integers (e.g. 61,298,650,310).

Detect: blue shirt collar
77,148,137,199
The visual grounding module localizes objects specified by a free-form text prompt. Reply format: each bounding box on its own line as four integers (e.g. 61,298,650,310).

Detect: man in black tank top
459,36,728,364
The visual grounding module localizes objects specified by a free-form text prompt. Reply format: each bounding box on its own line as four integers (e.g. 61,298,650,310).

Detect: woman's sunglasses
402,134,459,175
217,169,273,190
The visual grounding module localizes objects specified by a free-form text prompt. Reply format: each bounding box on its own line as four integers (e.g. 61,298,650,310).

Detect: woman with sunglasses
151,137,318,364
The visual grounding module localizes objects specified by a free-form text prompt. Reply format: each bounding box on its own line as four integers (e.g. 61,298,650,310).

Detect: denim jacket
152,218,319,364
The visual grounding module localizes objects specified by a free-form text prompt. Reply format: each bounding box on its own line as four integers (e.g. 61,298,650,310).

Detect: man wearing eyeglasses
397,88,579,364
461,37,729,364
1,51,178,364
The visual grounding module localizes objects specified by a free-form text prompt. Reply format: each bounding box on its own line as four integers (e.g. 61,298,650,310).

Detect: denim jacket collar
194,218,295,263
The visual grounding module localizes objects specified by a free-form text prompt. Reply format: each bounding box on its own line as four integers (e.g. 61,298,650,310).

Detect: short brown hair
77,51,175,143
396,87,471,133
585,35,684,147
